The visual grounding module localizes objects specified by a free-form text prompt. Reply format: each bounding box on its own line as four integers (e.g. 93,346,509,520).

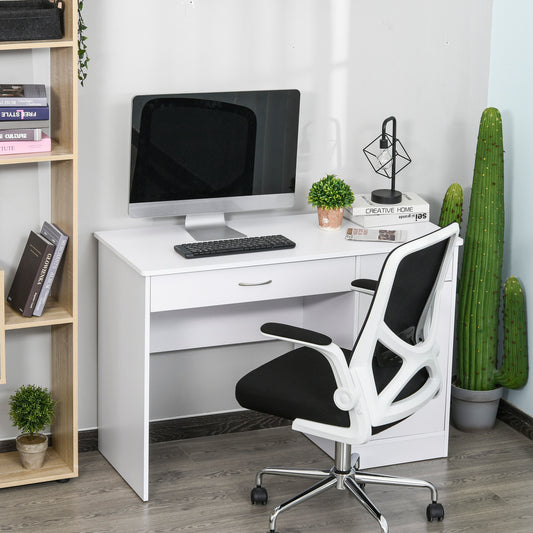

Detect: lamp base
371,189,402,204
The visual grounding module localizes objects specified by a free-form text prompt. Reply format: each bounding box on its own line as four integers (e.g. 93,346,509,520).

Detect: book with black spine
0,84,48,106
7,231,56,317
33,222,69,317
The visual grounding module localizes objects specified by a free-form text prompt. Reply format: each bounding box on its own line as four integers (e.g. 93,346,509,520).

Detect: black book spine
7,231,56,317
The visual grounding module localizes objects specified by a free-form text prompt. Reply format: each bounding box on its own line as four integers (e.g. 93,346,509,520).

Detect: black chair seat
236,344,430,435
236,346,352,428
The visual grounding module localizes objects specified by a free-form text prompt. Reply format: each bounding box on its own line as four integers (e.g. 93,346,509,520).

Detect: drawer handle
238,280,273,287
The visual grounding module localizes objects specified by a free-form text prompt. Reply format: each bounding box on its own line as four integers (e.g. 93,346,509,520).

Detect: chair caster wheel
251,485,268,505
426,502,444,522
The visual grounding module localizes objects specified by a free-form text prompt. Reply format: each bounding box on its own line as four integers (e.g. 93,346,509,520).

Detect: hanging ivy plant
78,1,89,86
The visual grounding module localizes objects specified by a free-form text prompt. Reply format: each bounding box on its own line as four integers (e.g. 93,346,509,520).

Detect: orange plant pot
317,207,344,231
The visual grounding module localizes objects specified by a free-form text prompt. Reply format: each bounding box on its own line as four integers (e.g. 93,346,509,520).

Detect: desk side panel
97,244,150,501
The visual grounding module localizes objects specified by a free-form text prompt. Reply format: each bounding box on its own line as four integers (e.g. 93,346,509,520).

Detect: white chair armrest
260,322,358,411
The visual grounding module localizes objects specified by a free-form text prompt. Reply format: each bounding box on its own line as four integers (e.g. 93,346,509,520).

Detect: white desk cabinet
95,214,459,501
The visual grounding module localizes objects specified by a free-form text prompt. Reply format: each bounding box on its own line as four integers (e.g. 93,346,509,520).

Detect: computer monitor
129,89,300,240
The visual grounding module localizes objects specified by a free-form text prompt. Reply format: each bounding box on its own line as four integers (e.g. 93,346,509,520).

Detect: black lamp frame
363,116,411,205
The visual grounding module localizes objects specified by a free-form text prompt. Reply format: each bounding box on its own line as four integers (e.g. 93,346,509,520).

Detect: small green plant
78,1,89,86
308,174,355,210
9,385,56,441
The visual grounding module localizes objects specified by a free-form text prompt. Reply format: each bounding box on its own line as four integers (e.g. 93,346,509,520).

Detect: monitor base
185,213,246,241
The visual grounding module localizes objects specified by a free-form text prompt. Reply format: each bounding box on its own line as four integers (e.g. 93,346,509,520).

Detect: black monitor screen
130,90,300,208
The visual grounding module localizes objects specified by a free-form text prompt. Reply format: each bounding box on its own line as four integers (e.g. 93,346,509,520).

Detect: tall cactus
496,276,528,389
456,108,506,391
439,182,463,228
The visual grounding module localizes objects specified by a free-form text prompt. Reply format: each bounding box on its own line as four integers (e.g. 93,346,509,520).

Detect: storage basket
0,1,64,41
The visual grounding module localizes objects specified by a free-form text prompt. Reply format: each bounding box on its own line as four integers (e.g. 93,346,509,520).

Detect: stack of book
0,84,51,155
344,192,430,227
7,222,69,317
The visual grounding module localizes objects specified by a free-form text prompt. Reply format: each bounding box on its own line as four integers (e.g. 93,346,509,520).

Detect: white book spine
344,211,429,228
347,192,429,216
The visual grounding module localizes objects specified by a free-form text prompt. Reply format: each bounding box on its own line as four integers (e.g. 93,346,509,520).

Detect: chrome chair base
251,442,444,533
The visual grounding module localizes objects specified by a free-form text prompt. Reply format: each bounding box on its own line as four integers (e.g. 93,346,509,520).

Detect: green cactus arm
439,183,463,228
495,277,528,389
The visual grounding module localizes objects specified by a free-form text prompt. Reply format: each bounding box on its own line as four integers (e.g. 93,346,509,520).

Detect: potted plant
450,107,528,431
308,174,355,230
9,384,56,469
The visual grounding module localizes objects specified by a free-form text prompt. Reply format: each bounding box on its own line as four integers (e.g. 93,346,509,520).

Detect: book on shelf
345,227,407,242
7,231,56,318
0,106,49,121
0,132,51,155
344,191,430,227
0,84,47,107
0,128,42,141
0,119,49,130
33,222,69,317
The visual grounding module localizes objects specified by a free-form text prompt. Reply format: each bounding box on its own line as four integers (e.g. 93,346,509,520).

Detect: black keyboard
174,234,296,259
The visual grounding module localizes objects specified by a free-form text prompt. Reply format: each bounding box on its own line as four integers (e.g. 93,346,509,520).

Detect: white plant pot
16,433,48,470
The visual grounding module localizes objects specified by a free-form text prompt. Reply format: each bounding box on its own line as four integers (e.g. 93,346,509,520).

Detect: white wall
489,0,533,415
0,0,494,438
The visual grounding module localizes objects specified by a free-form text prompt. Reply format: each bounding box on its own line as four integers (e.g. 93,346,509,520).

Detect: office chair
235,223,459,533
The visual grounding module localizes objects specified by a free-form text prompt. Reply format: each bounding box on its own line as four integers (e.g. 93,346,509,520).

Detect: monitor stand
184,213,247,241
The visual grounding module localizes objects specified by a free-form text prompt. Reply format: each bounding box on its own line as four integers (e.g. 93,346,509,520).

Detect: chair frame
249,223,460,532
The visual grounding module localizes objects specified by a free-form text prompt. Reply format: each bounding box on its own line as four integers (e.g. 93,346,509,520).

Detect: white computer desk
94,213,459,501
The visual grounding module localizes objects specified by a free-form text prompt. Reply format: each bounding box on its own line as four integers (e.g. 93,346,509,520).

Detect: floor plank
0,421,531,532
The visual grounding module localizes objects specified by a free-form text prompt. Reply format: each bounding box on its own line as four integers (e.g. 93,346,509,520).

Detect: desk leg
97,245,151,501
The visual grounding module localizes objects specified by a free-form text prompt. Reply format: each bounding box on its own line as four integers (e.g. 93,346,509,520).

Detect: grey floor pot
451,384,504,432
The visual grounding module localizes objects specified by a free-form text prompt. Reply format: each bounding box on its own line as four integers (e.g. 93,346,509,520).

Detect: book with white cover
345,210,429,228
344,191,430,227
346,191,429,216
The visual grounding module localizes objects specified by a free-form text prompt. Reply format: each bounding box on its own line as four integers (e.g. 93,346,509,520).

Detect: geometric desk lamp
363,115,412,204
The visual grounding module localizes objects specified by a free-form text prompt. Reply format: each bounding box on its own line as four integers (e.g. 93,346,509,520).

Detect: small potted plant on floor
308,174,355,230
9,384,56,469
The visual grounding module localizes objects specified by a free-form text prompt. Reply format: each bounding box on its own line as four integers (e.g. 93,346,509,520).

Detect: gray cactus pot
451,384,504,432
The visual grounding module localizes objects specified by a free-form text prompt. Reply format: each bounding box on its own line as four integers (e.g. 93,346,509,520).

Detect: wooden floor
0,421,532,532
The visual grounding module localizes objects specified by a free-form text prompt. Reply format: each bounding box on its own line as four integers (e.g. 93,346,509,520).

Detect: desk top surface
94,213,438,277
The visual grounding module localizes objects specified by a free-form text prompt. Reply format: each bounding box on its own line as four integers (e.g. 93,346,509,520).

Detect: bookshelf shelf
0,0,78,487
0,448,76,489
0,39,75,52
4,300,74,331
0,142,74,165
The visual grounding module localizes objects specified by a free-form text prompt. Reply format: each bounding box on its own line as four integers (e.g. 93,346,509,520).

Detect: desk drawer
151,258,355,312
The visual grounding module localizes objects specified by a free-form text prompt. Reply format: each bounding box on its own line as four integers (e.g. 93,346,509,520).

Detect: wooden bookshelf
0,0,78,487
